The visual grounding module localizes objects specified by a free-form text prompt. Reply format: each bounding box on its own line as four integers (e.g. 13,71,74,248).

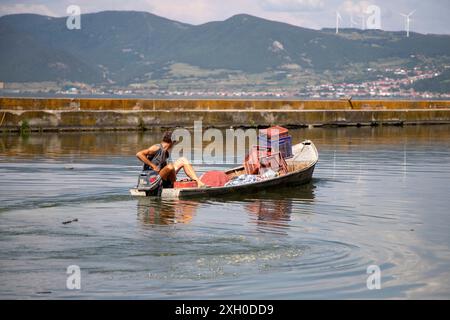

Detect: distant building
0,82,4,89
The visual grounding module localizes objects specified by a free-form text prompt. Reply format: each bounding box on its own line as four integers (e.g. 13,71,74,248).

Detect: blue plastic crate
258,135,293,158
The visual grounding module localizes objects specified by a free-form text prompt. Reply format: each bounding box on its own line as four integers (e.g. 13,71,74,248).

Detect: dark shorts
162,179,174,189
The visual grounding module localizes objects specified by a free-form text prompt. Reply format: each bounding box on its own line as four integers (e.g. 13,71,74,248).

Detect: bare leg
174,157,205,187
159,164,176,183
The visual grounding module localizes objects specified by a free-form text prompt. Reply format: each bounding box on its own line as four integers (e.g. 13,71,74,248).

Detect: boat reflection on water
245,199,293,234
136,183,315,233
137,198,199,225
244,183,315,234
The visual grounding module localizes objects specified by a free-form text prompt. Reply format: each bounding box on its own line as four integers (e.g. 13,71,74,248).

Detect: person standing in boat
136,131,206,188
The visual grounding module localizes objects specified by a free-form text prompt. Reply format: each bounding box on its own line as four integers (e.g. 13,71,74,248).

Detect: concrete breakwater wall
1,98,450,131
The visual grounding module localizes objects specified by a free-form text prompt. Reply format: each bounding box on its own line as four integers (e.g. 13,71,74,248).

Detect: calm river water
1,126,450,299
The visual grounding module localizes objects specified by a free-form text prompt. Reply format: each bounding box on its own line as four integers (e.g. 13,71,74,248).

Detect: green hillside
0,10,449,91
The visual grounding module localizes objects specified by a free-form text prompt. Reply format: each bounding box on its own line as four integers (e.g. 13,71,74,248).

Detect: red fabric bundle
200,171,230,187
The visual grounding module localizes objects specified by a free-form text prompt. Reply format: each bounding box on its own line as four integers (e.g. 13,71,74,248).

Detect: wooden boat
130,140,318,199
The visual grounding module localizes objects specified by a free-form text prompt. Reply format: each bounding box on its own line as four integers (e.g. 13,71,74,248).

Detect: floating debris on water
62,218,78,225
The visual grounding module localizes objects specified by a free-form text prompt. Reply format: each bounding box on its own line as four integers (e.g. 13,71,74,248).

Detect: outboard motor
137,171,163,196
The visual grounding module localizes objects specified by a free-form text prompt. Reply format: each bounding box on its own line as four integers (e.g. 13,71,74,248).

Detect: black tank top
143,144,169,171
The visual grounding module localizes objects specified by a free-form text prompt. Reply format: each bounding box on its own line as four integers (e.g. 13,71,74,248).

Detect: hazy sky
0,0,449,34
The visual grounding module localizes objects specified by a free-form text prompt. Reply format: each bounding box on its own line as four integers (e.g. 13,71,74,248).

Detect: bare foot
196,180,206,187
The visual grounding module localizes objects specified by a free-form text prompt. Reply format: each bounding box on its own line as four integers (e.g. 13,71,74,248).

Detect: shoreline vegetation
1,97,450,133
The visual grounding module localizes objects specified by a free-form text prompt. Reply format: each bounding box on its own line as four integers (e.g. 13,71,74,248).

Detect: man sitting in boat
136,131,206,188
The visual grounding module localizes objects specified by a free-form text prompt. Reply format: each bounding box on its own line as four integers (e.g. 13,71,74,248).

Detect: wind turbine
358,13,366,30
350,13,358,28
336,11,342,33
401,10,416,37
